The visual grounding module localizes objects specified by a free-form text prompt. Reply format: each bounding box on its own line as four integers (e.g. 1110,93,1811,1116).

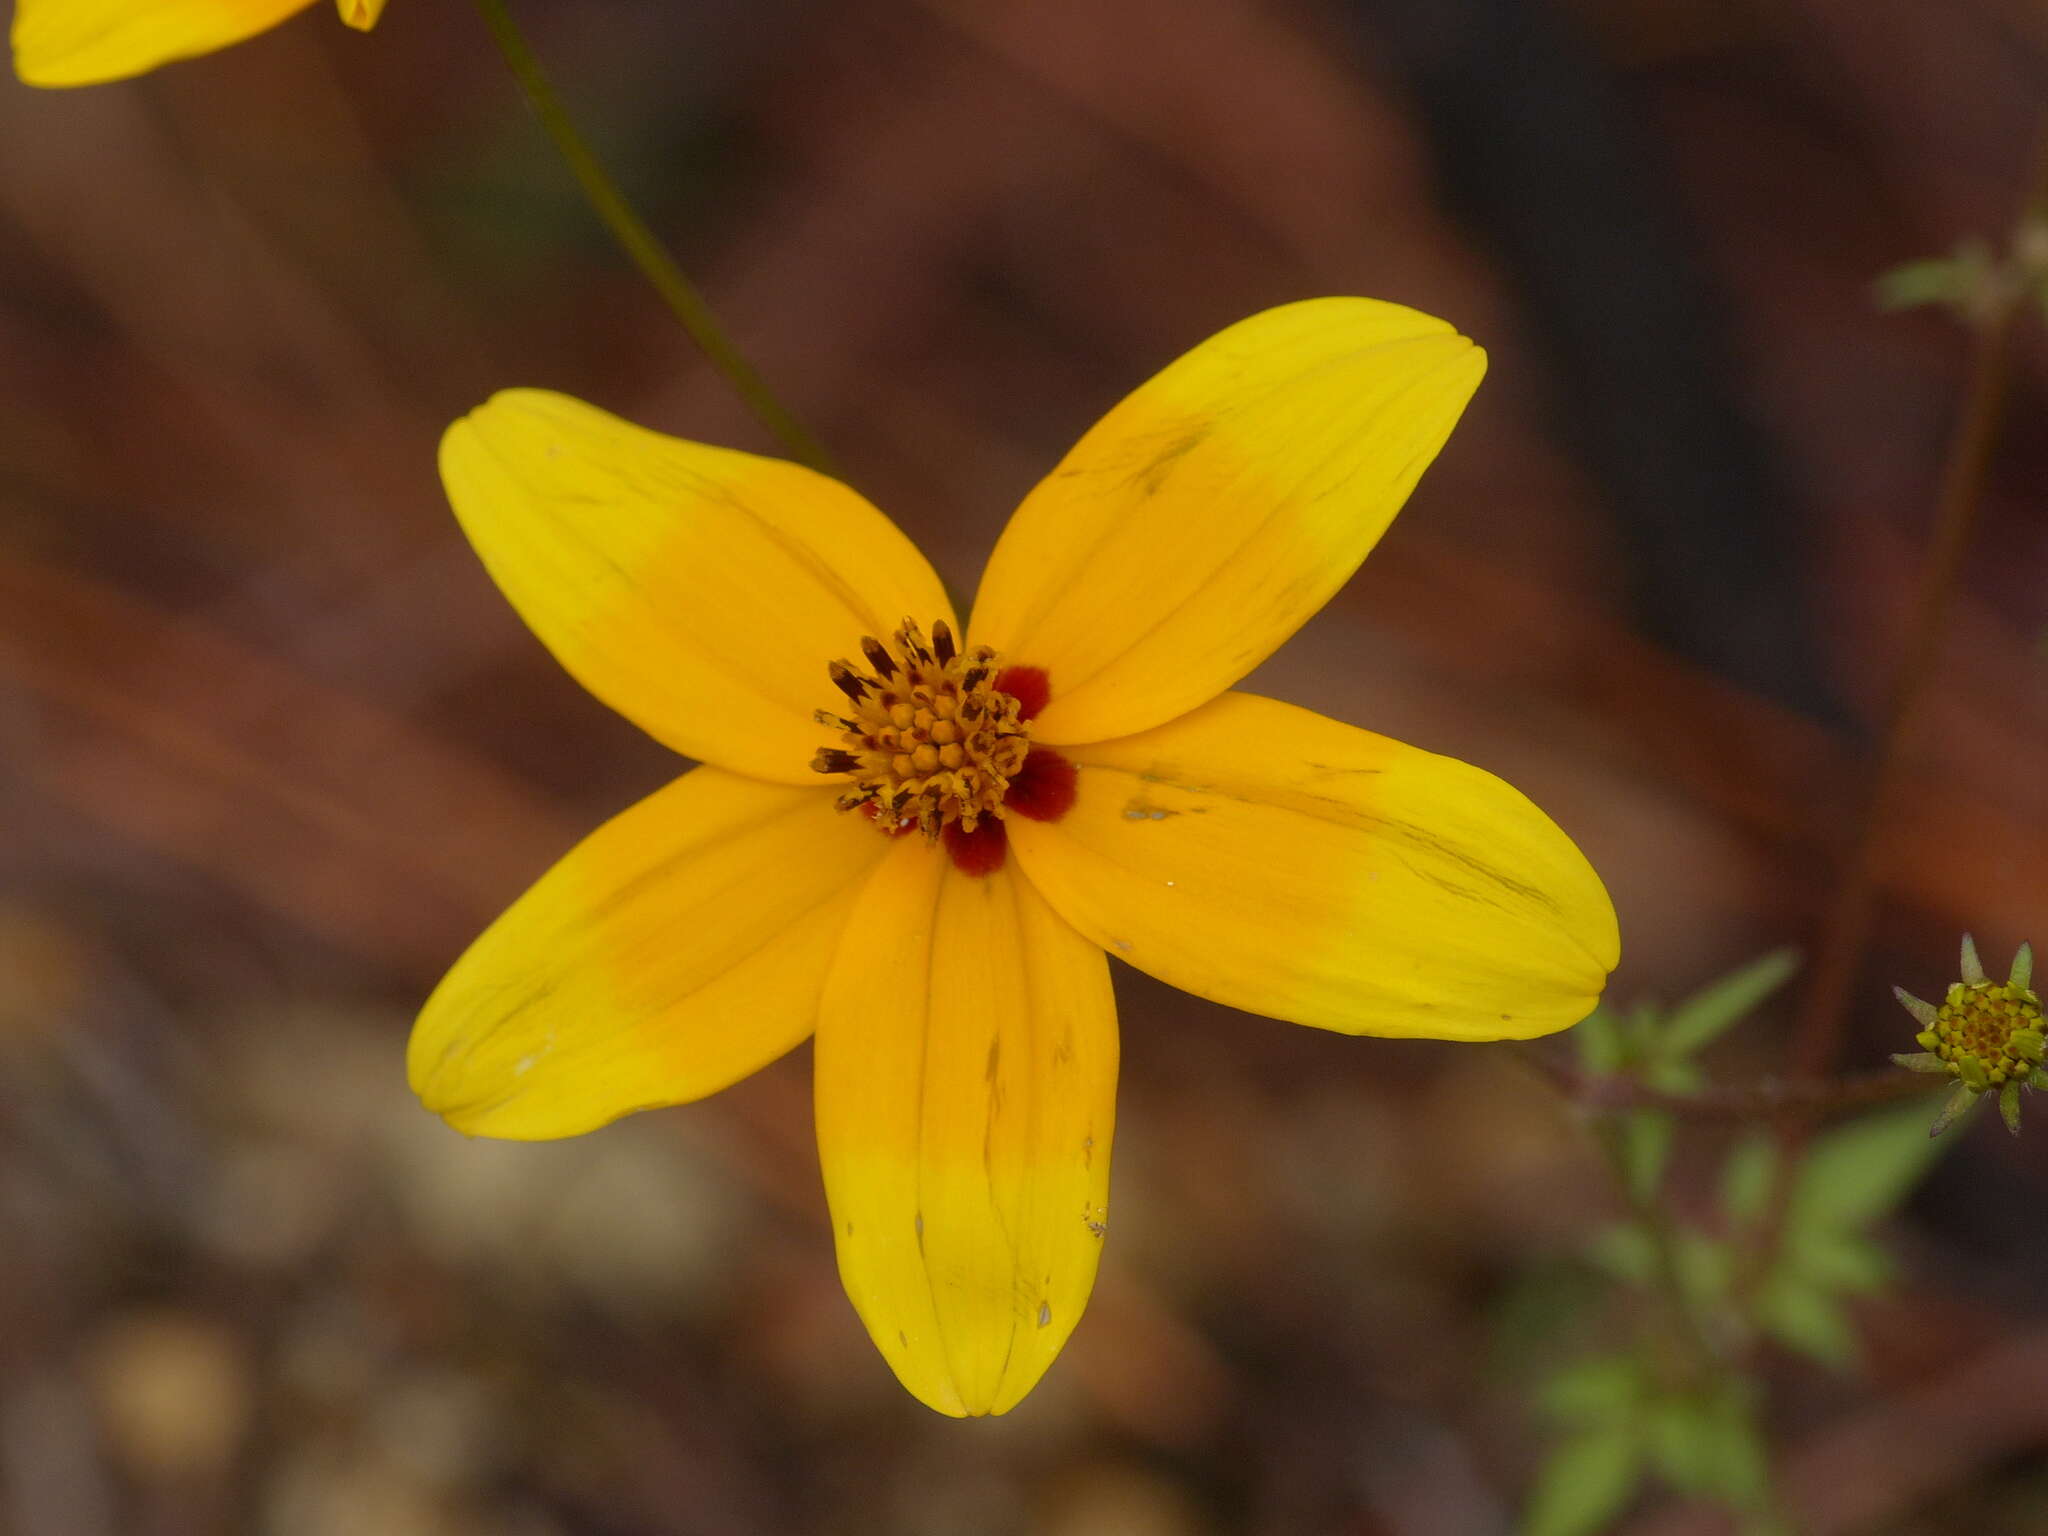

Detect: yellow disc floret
812,619,1030,838
1920,979,2044,1088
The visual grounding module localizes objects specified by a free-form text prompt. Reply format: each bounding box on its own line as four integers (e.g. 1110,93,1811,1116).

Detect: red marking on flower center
1006,747,1077,823
993,665,1050,722
943,816,1008,877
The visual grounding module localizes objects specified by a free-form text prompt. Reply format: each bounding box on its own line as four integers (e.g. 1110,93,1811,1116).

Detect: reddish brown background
2,1,2046,1532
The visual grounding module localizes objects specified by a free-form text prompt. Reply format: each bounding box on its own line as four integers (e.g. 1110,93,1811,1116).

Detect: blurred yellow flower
12,0,384,87
409,298,1620,1416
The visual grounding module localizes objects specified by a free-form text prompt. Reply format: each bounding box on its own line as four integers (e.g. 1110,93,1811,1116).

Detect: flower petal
410,768,887,1140
968,298,1484,745
816,839,1117,1416
441,391,954,784
1009,692,1617,1040
12,0,318,85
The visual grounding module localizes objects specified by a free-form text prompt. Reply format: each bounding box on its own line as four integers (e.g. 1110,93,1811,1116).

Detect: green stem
469,0,839,477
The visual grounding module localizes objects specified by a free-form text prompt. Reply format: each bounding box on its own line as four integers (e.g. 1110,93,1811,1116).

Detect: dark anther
860,637,897,677
896,621,931,664
812,749,861,775
829,662,868,702
931,620,957,664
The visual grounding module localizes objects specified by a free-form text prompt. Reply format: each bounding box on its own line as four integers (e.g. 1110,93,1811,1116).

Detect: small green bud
1894,938,2042,1131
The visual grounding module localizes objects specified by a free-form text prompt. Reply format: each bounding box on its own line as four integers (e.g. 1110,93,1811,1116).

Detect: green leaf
1874,244,1992,311
1876,257,1968,309
1700,1381,1771,1509
1625,1000,1662,1052
1757,1272,1859,1369
1538,1355,1644,1427
1576,1006,1627,1075
1674,1231,1733,1312
1647,1395,1716,1497
1783,1229,1894,1294
1720,1133,1778,1228
1588,1223,1656,1284
1645,1058,1704,1095
1659,949,1800,1060
1786,1100,1951,1236
1619,1111,1674,1202
1523,1424,1645,1536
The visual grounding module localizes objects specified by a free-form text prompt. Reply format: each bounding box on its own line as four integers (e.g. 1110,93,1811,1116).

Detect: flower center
812,619,1031,839
1924,980,2046,1088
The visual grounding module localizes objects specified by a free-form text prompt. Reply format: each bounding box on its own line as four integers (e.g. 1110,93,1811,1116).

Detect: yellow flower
409,298,1620,1416
12,0,384,87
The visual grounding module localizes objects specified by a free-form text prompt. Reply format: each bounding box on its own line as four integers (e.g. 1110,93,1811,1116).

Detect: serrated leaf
1659,949,1801,1060
1576,1006,1627,1075
1619,1111,1674,1202
1757,1273,1859,1369
1588,1223,1656,1284
1720,1133,1778,1228
1538,1355,1644,1427
1786,1100,1951,1236
1522,1424,1645,1536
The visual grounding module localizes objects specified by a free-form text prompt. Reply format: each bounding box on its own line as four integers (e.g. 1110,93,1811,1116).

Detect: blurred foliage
1514,954,1956,1536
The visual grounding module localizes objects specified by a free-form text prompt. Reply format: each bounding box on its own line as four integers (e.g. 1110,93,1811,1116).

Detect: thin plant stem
469,0,839,477
1518,1050,1939,1121
1786,127,2048,1087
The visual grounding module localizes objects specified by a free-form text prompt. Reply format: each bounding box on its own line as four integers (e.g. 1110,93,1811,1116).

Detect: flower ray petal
816,839,1117,1416
410,769,886,1139
1010,692,1618,1040
968,298,1484,745
12,0,318,84
441,390,954,783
